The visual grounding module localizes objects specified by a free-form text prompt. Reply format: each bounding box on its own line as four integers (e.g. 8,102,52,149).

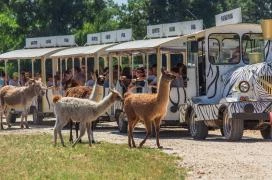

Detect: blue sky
114,0,128,5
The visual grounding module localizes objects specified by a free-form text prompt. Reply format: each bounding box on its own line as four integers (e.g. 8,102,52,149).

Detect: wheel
220,128,224,136
260,125,272,139
189,109,208,140
223,109,244,141
32,107,43,124
116,111,128,133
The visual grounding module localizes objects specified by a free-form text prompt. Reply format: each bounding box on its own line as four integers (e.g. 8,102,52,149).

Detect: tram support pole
4,60,7,84
72,57,75,77
17,59,21,82
109,54,113,88
156,47,162,82
31,58,35,79
166,53,171,71
85,56,88,83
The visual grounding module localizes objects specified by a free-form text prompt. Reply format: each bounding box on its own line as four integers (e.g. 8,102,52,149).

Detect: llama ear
109,88,113,93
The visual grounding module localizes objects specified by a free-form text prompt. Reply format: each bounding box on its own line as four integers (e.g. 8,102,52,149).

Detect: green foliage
0,0,270,52
0,134,186,179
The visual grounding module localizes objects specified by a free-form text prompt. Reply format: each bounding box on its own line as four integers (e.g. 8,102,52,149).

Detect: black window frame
208,33,240,65
241,33,264,64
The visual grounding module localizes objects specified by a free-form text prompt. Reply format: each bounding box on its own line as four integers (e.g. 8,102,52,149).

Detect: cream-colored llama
53,89,122,147
124,69,176,148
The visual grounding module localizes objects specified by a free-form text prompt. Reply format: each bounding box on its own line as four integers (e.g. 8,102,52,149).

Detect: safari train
0,13,272,141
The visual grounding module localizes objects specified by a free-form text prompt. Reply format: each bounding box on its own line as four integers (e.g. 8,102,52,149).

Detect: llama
65,74,105,143
53,88,123,147
0,79,47,129
124,69,176,148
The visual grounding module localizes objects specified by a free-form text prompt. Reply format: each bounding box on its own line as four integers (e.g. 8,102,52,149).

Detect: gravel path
1,119,272,179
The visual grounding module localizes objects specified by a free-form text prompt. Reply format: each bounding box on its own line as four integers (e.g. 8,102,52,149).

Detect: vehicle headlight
238,81,250,93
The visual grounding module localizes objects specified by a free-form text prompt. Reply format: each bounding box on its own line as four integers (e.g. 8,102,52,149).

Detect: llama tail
53,95,62,103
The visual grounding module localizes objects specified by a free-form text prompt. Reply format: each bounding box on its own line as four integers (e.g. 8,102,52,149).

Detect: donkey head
95,70,105,86
161,68,176,82
27,79,47,96
109,88,123,101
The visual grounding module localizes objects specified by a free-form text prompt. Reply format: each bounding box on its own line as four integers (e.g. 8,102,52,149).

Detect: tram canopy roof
0,47,64,60
106,37,182,54
50,43,115,58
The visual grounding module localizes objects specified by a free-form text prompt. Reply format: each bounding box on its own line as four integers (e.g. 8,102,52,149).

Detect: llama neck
89,82,104,102
94,92,115,116
156,76,171,104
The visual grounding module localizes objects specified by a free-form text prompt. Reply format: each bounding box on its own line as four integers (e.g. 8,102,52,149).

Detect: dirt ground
1,117,272,180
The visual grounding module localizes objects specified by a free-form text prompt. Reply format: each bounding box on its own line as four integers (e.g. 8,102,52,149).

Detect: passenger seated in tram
131,67,146,93
74,67,85,86
119,67,132,93
62,69,79,90
34,72,42,81
102,67,109,88
0,70,6,87
8,72,19,86
147,64,157,93
47,74,54,87
171,67,184,88
229,47,240,63
86,71,95,87
176,63,187,86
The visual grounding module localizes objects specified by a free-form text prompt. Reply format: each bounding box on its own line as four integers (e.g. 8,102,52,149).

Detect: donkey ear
161,68,165,74
27,79,35,86
95,70,99,80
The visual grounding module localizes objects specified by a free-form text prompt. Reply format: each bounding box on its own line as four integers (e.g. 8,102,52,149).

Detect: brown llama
65,73,105,143
124,68,176,148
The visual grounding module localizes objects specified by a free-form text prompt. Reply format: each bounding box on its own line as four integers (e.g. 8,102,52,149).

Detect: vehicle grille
258,75,272,95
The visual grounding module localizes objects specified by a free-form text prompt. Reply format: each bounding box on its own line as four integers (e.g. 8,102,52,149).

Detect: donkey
0,79,47,129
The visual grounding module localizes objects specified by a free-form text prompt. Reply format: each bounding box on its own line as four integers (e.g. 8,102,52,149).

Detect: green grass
0,134,186,180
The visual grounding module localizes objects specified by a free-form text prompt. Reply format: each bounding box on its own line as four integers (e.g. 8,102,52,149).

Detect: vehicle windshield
208,33,240,64
242,33,265,64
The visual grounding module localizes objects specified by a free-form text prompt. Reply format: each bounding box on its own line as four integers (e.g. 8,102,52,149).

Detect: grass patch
0,134,185,180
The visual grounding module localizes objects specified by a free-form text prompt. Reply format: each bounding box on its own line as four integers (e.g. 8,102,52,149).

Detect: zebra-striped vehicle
179,20,272,141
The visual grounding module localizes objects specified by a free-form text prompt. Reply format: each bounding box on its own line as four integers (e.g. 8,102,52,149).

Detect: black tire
223,109,244,141
260,125,272,139
220,128,224,136
32,107,43,125
189,109,208,140
116,111,128,133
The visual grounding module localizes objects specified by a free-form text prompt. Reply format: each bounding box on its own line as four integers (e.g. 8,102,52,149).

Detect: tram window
171,54,183,67
242,33,264,64
187,41,198,66
208,33,240,64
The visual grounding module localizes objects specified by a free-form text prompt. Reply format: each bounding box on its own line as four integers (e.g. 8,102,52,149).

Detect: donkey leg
20,114,24,129
0,113,3,130
139,120,152,148
5,108,11,128
72,122,86,147
154,118,162,149
24,111,29,129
